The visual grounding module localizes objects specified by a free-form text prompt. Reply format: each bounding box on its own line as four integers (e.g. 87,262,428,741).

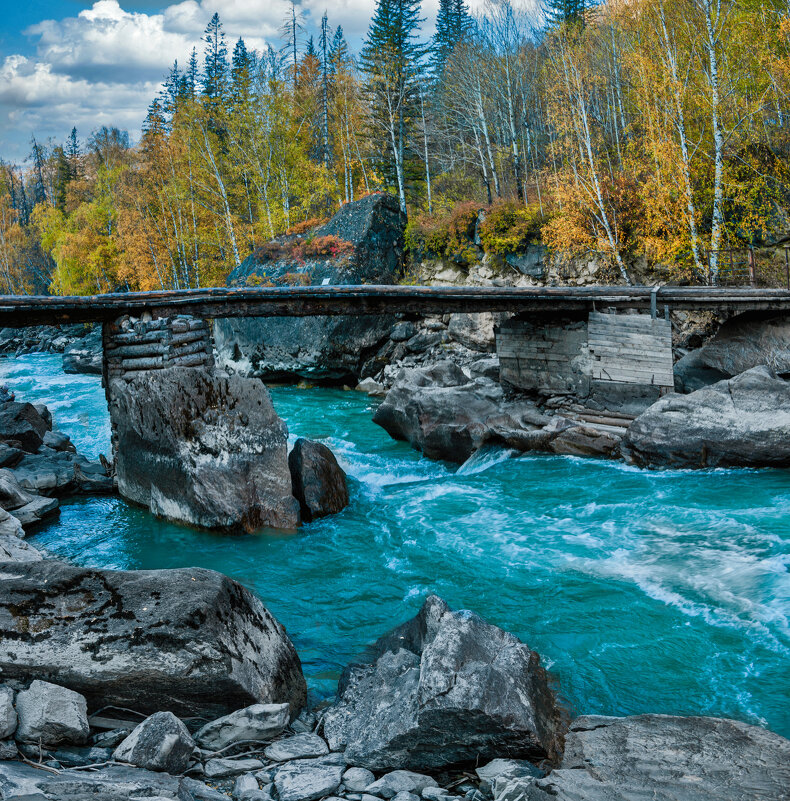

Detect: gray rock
674,349,729,393
234,773,261,800
467,357,500,382
504,246,545,278
0,687,16,739
42,430,76,452
114,711,196,774
10,451,110,497
421,788,453,801
12,495,59,528
373,362,550,463
273,757,344,801
0,509,25,540
356,378,386,397
48,744,113,767
195,703,291,751
109,367,300,531
62,328,103,375
288,439,349,523
0,468,35,510
91,728,132,748
264,732,329,761
0,561,306,719
0,402,49,453
14,680,89,746
219,194,405,383
475,759,541,795
205,758,265,778
625,366,790,468
0,739,16,760
322,596,563,771
405,331,443,354
523,714,790,801
447,313,501,353
342,767,375,793
390,322,417,342
391,793,420,801
697,312,790,376
360,794,382,801
365,772,438,799
0,761,222,800
0,531,42,561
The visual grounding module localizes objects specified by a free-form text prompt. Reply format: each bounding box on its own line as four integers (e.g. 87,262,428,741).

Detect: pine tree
202,13,229,102
360,0,427,214
544,0,590,26
66,128,81,180
319,13,331,170
52,146,70,212
162,60,181,121
184,48,199,100
329,27,351,74
29,138,47,206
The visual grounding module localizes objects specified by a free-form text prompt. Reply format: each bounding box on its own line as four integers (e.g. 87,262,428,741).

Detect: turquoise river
2,353,789,738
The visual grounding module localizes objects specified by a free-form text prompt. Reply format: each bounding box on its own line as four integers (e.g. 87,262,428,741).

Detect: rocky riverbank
0,538,788,801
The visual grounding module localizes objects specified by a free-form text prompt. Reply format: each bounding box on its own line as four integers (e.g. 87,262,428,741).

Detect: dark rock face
522,715,790,801
108,367,300,531
624,366,790,468
322,595,564,771
62,327,102,375
697,312,790,376
0,561,307,719
0,402,49,453
217,193,406,383
288,439,349,522
673,349,729,393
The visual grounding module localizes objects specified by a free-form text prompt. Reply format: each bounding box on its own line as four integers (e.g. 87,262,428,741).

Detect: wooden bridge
2,285,790,327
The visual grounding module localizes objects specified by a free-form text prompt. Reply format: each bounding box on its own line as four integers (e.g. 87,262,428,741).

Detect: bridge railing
704,246,790,289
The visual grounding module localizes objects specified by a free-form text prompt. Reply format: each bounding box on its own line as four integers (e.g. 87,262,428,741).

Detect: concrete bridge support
496,310,674,408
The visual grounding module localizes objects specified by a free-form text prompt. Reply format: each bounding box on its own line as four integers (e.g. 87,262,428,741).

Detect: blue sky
1,0,445,163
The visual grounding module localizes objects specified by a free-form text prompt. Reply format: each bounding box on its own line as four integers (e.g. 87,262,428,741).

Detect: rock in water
108,366,300,531
522,714,790,800
0,561,307,719
14,680,89,746
113,711,195,774
322,596,563,771
216,193,406,383
288,439,349,522
0,402,49,453
62,327,103,375
624,366,790,468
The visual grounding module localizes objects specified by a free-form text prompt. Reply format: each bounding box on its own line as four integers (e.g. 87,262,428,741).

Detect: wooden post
785,245,789,291
748,247,756,287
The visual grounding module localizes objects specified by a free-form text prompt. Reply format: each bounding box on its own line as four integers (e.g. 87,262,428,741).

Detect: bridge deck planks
1,285,790,326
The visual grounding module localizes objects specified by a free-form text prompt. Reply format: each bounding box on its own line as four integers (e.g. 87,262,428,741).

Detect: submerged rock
0,561,307,719
288,438,349,522
522,714,790,800
625,366,790,468
322,595,563,771
217,193,406,383
108,366,300,531
113,711,195,774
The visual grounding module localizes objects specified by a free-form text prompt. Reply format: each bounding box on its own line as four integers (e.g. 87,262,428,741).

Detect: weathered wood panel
588,312,673,387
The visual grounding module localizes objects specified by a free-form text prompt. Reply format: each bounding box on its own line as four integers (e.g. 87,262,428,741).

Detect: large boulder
697,312,790,376
373,362,553,463
216,193,406,383
624,366,790,468
62,327,103,375
447,313,503,353
520,714,790,801
321,596,563,771
195,702,290,750
673,349,729,393
108,367,300,531
0,561,307,719
288,439,349,522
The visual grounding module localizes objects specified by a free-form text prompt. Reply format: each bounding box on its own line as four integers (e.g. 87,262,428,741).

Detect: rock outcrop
108,366,300,531
61,327,103,374
0,561,307,719
216,193,406,383
373,362,621,463
520,714,790,801
673,348,729,393
624,366,790,468
696,312,790,376
288,439,349,522
322,595,563,771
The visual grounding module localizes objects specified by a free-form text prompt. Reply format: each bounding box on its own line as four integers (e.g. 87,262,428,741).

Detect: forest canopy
0,0,789,295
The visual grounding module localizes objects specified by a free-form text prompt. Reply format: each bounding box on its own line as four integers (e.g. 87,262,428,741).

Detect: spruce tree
162,60,181,121
184,48,199,100
431,0,472,81
231,37,253,104
66,127,80,180
52,146,70,212
360,0,426,214
202,13,229,102
544,0,590,26
329,27,351,74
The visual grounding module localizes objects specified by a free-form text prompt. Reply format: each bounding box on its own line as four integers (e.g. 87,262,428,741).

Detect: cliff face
217,193,407,383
